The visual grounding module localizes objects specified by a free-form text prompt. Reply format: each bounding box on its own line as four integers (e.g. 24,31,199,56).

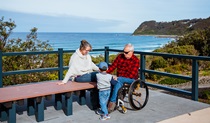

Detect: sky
0,0,210,33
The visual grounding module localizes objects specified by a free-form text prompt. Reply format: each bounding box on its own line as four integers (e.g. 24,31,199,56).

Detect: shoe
99,115,110,120
95,109,103,115
108,102,116,113
106,114,111,119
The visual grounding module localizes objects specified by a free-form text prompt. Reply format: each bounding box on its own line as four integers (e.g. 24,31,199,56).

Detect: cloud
0,9,125,32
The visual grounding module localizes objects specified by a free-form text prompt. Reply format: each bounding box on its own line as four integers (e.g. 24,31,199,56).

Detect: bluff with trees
133,17,210,35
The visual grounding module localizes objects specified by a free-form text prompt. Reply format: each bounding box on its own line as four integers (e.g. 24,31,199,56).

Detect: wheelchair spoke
128,80,149,110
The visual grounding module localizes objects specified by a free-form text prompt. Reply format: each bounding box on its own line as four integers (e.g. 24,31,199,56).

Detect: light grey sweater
96,72,112,91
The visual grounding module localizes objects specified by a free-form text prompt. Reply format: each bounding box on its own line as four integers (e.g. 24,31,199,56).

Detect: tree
0,17,16,51
177,28,210,56
1,17,58,86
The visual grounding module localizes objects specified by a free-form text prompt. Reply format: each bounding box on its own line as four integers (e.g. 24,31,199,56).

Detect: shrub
91,55,104,64
147,73,162,81
201,70,210,76
159,77,188,85
200,90,210,100
177,28,210,56
150,56,167,70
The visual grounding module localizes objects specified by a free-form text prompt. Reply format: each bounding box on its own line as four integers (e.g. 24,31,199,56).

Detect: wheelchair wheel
128,79,149,110
116,84,129,113
117,83,129,101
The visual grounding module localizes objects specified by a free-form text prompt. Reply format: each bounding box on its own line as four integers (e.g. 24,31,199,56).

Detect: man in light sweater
96,62,113,120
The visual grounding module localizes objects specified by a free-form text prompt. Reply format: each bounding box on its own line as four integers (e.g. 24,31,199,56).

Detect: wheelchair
112,79,149,113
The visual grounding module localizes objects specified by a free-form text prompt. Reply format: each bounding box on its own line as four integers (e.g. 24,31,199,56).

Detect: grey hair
125,43,134,51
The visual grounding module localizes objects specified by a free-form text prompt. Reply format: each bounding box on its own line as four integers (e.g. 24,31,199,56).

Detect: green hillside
133,17,210,35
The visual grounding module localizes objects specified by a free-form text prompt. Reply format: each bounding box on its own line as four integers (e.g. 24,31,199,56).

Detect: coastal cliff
133,17,210,35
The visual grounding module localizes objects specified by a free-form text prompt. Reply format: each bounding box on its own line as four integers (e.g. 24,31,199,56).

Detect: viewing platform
1,90,209,123
1,48,210,123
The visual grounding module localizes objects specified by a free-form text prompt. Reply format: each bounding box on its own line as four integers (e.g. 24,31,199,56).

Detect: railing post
140,54,146,81
0,50,2,88
105,46,109,64
58,48,63,80
192,59,199,101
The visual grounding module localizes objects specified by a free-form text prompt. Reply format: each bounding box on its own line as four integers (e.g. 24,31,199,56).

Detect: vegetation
159,77,188,85
200,90,210,100
146,28,210,85
177,29,210,56
133,17,210,35
1,17,58,86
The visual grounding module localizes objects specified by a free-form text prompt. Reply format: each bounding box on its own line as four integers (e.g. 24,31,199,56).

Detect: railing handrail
108,48,210,61
1,47,210,101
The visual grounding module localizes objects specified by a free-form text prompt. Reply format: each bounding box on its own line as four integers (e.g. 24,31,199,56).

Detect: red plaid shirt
107,54,140,79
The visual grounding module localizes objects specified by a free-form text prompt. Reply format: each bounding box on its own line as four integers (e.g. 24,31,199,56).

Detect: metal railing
1,47,210,101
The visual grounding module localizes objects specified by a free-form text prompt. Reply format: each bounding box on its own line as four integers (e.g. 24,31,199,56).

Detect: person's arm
86,54,99,71
106,54,120,73
128,56,140,79
96,73,102,90
91,61,99,71
62,68,73,83
57,55,76,85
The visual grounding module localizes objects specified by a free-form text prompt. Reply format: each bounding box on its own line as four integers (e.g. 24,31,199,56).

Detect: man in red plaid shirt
106,43,140,112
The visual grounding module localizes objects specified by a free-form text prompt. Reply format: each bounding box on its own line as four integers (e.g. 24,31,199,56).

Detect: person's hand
113,75,118,80
56,82,65,85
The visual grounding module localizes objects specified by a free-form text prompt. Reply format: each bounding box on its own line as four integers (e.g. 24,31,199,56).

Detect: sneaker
95,109,103,115
108,102,116,113
106,114,111,119
99,115,110,120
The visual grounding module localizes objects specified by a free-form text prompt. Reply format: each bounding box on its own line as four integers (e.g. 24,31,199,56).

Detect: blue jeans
75,72,98,82
99,89,111,115
110,77,135,103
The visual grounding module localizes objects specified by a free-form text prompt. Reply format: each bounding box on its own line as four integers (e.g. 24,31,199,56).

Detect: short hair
124,43,134,51
80,40,92,50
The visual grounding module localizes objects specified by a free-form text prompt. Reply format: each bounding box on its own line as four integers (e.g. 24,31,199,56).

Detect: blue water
10,32,174,56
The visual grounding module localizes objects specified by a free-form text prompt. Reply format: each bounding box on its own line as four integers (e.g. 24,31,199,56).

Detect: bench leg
27,98,35,116
0,103,7,122
0,102,16,123
63,92,72,116
78,90,86,105
8,103,16,123
54,94,62,110
35,97,44,122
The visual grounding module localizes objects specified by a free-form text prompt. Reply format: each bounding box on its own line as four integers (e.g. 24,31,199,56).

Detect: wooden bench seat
0,80,97,123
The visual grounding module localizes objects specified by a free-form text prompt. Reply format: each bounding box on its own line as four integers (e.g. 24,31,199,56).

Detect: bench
0,80,97,123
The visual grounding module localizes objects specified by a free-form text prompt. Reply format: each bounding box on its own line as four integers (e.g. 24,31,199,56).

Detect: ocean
10,32,175,56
